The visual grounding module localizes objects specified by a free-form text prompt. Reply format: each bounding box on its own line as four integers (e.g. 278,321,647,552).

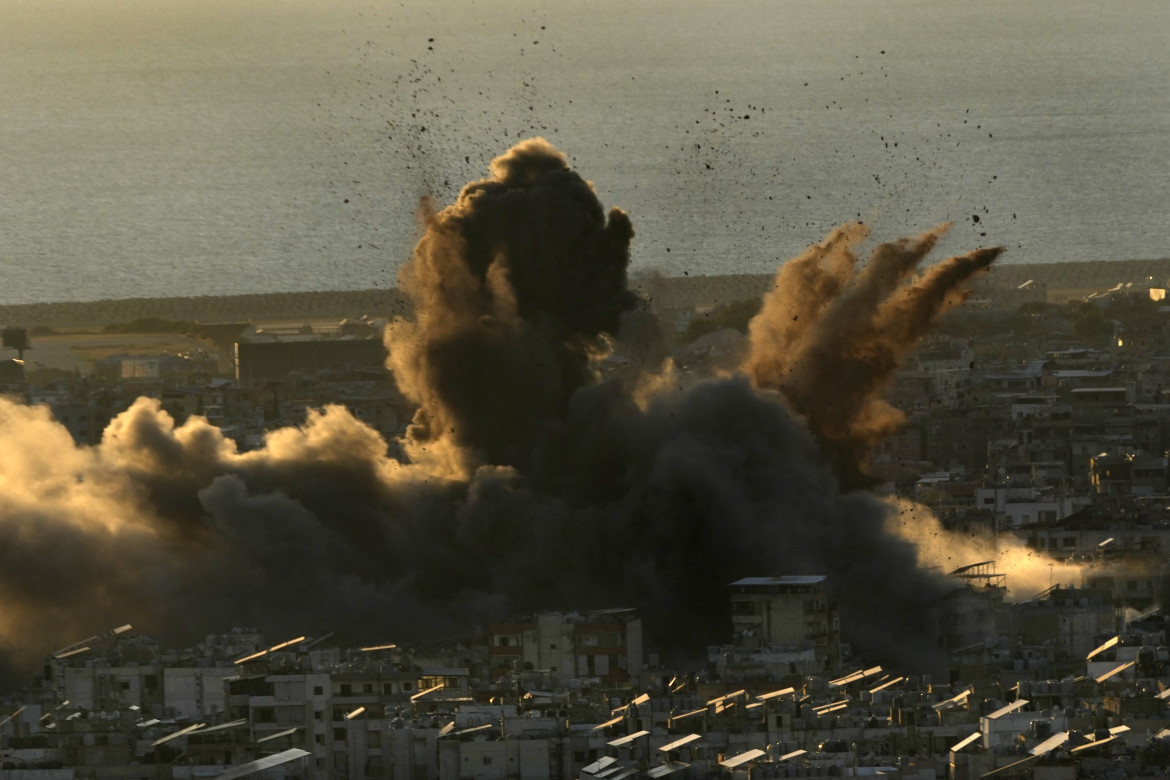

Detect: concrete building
1089,451,1169,497
728,577,840,673
487,610,643,687
234,335,388,387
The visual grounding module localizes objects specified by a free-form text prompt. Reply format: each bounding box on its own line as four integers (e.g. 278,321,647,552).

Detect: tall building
729,576,841,673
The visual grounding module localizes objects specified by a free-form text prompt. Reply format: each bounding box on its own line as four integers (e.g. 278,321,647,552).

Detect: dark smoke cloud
0,139,1000,688
386,138,640,473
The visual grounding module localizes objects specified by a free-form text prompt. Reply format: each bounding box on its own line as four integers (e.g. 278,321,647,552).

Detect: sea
0,0,1167,306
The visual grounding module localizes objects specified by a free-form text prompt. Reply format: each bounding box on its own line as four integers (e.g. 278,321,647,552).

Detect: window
333,727,346,741
340,684,352,696
316,734,325,744
483,757,493,766
402,682,413,692
313,686,324,696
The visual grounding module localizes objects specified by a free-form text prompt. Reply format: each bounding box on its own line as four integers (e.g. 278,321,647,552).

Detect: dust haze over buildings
0,0,1167,305
0,139,1004,688
3,0,1161,691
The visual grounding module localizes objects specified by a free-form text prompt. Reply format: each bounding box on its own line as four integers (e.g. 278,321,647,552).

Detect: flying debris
0,138,1003,685
385,137,640,473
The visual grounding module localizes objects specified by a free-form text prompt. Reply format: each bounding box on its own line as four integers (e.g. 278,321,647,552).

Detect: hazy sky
1,0,1167,303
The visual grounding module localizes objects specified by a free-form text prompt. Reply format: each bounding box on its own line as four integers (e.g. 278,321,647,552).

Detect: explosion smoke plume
387,139,641,474
743,223,1002,487
0,139,1005,687
889,500,1086,600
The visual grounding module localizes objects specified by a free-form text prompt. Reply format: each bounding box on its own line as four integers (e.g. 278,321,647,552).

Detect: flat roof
951,732,981,753
192,719,248,736
986,699,1028,719
1029,732,1069,756
215,748,311,780
731,576,826,587
609,730,650,747
721,749,766,768
647,761,690,778
256,727,298,744
582,756,617,774
659,734,701,752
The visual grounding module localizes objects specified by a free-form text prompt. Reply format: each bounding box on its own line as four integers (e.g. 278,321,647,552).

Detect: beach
3,256,1170,334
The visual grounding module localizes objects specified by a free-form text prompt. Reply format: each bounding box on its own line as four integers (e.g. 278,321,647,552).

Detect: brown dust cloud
0,139,1008,686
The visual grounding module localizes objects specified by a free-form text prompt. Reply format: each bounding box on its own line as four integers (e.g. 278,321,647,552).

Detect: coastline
3,257,1170,331
0,289,412,331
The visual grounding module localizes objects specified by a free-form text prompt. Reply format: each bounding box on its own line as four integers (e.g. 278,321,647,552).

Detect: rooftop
730,576,827,587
